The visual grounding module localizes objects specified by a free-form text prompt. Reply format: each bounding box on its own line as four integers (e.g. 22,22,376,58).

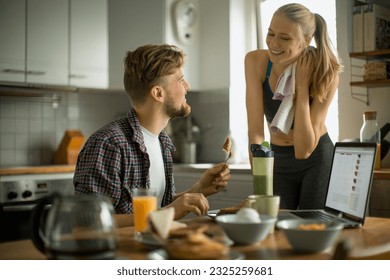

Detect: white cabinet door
173,171,199,193
108,0,165,89
0,0,26,82
27,0,69,85
208,173,253,209
70,0,108,88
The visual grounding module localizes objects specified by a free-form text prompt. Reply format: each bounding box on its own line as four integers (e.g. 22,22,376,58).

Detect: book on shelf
363,3,390,52
353,4,364,53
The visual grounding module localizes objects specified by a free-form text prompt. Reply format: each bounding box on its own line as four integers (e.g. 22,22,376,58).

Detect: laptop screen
324,143,376,220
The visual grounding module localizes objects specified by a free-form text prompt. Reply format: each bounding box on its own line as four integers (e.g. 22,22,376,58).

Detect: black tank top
263,61,282,124
262,61,312,128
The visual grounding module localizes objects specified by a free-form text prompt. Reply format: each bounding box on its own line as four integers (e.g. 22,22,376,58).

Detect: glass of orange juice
133,188,157,241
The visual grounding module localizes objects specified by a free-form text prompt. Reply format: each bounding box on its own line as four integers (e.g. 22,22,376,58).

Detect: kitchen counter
0,216,389,260
374,168,390,180
1,164,388,179
0,165,75,176
174,164,390,180
174,163,251,173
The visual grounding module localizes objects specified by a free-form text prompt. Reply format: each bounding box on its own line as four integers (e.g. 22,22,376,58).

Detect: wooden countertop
0,165,75,176
374,168,390,180
1,216,389,260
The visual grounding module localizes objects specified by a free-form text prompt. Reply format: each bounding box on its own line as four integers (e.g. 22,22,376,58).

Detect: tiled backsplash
170,89,230,163
0,88,229,167
0,91,129,167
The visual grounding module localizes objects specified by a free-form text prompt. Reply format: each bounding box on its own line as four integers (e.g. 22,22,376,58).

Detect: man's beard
164,91,191,119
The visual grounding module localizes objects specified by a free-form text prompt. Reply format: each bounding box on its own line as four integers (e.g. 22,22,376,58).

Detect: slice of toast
218,206,240,215
148,207,175,239
222,136,232,153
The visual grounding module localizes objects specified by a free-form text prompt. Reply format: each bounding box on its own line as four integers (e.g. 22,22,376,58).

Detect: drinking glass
257,195,280,234
133,188,157,241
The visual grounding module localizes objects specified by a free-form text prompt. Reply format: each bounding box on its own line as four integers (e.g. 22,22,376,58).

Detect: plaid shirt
74,108,176,214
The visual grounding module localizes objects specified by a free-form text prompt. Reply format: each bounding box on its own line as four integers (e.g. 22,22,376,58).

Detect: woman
245,3,342,209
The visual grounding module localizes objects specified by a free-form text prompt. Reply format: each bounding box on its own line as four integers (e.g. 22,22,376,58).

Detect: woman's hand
296,47,315,90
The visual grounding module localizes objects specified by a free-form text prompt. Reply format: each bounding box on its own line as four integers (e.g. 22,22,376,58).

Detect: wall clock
173,0,198,45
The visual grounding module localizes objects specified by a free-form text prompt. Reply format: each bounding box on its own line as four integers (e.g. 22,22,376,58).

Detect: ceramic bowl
215,214,276,245
276,219,344,253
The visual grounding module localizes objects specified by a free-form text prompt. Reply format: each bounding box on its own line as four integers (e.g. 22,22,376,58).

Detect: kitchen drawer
173,171,200,193
220,173,252,199
174,170,253,209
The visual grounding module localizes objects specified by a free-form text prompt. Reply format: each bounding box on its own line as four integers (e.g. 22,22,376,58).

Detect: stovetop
0,165,75,206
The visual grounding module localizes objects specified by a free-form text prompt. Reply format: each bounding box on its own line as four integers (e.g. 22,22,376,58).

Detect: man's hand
193,163,231,197
167,193,209,220
170,163,230,219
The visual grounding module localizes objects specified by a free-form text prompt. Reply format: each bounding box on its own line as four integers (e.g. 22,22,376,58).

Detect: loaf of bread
165,232,229,260
148,208,229,259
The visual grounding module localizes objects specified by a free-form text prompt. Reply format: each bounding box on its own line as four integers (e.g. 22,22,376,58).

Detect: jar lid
250,144,274,157
363,111,377,120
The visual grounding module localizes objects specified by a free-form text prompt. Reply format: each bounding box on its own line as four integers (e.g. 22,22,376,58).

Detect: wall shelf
350,49,390,59
349,49,390,105
350,79,390,87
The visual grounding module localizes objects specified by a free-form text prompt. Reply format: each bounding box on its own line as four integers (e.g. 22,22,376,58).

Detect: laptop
278,142,377,228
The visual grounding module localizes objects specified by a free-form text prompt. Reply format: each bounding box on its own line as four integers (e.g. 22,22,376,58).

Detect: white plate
207,209,220,218
137,233,163,248
139,229,234,248
147,249,245,260
207,209,238,218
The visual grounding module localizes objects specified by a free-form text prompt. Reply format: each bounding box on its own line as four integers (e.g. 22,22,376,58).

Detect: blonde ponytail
275,4,343,102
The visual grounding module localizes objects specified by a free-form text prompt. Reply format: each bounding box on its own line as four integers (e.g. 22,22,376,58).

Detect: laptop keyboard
292,211,336,222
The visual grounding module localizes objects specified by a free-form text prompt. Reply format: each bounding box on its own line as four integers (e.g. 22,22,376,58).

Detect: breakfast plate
207,208,238,218
147,249,245,260
137,232,163,248
206,209,220,218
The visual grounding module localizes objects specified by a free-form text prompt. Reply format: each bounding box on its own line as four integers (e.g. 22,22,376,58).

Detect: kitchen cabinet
70,0,165,89
350,49,390,105
0,0,69,85
0,0,107,88
70,0,108,88
208,173,252,210
1,0,164,90
0,0,26,83
173,167,252,210
26,0,69,85
107,0,165,89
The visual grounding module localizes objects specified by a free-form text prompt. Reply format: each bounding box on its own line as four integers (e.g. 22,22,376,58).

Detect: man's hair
123,44,185,106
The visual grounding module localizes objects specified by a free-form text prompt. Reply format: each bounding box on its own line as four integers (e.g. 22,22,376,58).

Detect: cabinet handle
26,70,46,75
69,74,87,79
2,69,25,74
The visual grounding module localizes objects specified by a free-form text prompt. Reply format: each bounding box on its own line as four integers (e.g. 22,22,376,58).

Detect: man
74,44,231,226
